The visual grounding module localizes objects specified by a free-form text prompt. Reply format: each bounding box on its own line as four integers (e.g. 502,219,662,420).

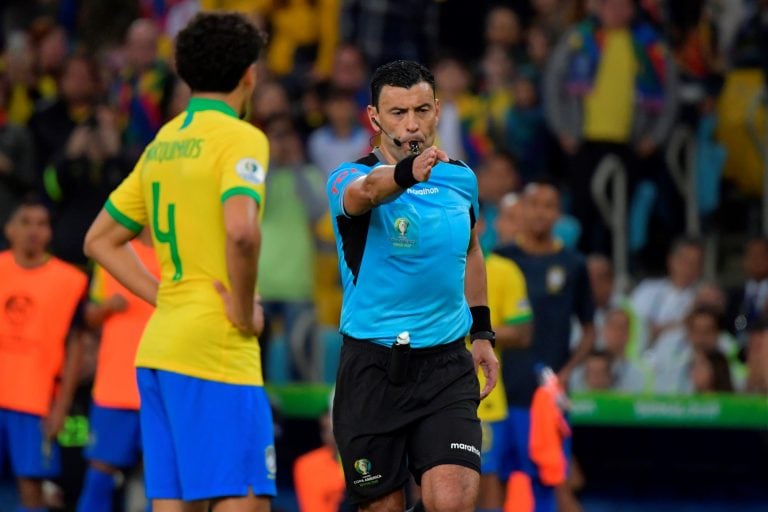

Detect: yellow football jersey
476,254,532,422
106,98,269,385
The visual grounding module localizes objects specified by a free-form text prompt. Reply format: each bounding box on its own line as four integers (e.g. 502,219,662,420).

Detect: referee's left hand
471,339,499,400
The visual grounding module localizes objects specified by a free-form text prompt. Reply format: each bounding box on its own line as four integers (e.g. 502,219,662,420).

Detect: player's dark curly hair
370,60,435,108
175,12,265,93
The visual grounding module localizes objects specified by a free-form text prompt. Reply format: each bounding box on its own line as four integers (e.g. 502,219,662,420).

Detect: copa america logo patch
236,157,266,185
265,445,277,477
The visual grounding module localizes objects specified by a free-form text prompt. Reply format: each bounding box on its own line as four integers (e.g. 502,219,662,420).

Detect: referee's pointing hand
412,146,448,182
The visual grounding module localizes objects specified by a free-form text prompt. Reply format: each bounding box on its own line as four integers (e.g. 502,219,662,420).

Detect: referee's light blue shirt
327,153,480,348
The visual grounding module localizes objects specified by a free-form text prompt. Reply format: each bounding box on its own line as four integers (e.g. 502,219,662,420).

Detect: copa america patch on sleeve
236,158,266,184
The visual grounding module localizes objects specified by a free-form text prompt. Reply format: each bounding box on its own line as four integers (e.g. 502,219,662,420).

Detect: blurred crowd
1,0,768,510
2,0,768,399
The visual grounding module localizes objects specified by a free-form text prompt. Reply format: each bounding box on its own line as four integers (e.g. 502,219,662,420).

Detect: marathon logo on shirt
236,157,266,185
406,186,440,196
450,442,481,458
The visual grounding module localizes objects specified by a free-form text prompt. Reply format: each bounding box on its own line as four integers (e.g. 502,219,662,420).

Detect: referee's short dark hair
370,60,435,108
175,12,265,94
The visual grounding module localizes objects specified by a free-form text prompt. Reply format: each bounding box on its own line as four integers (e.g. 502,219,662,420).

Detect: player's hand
412,146,448,182
252,294,265,337
105,294,128,313
471,339,499,400
559,134,579,155
43,399,69,439
214,281,263,337
635,137,657,158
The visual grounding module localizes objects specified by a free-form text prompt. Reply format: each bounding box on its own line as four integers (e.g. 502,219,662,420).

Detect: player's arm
342,146,447,216
84,211,158,306
465,228,499,400
497,321,532,349
85,295,127,328
218,195,261,336
43,297,87,439
496,259,533,348
559,259,596,382
559,322,595,384
84,265,127,328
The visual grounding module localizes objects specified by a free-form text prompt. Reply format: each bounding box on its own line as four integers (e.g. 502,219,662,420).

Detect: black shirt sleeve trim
336,211,372,285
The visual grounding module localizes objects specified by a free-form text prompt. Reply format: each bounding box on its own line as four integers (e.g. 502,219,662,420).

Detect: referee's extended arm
342,146,447,216
465,229,499,400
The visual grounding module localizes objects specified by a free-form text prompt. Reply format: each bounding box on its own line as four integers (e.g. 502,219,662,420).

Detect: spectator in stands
572,308,648,393
504,66,549,183
251,80,291,128
544,0,679,255
656,306,742,393
495,192,525,247
0,199,87,512
725,237,768,342
690,349,734,393
631,237,703,352
307,87,370,177
745,317,768,394
5,18,67,125
339,0,439,70
45,105,132,267
478,45,515,147
259,114,326,381
293,411,345,512
484,5,526,60
477,150,521,252
583,350,614,391
256,0,340,85
694,281,729,317
0,72,35,249
28,54,102,185
586,254,641,351
433,55,490,168
112,19,176,162
532,0,585,39
328,44,369,118
525,22,555,71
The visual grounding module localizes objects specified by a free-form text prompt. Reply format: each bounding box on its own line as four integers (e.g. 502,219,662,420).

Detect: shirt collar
186,97,238,118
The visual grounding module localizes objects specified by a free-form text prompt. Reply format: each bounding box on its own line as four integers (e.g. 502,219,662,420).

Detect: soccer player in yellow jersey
476,252,532,512
84,13,273,512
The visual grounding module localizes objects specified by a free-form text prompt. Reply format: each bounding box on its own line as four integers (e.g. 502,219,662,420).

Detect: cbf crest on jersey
546,265,566,294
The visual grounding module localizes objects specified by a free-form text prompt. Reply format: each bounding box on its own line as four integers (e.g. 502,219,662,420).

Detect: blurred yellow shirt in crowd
583,29,637,142
106,97,269,385
474,254,532,422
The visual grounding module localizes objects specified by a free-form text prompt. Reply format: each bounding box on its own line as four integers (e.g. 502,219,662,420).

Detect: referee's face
371,82,440,161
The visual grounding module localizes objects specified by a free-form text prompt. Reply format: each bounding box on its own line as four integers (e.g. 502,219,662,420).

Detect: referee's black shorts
332,336,481,505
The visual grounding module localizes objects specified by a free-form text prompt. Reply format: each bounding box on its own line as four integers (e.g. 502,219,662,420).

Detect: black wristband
393,155,418,189
470,305,492,333
470,330,496,347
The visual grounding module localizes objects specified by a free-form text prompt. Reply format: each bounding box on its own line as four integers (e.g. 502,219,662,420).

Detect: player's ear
366,105,379,132
241,63,257,90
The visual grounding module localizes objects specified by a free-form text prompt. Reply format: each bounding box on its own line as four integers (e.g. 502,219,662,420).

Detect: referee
326,60,498,512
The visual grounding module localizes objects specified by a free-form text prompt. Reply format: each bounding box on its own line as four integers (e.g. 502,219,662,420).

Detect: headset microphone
372,118,402,147
372,118,422,155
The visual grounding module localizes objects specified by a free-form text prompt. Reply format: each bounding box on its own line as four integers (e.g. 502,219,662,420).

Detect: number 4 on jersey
152,182,183,281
